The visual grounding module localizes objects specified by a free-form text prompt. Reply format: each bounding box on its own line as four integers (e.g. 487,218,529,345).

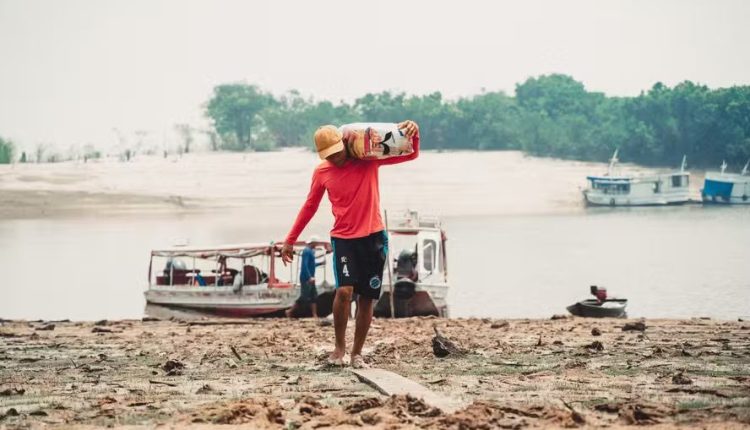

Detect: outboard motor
590,285,607,302
393,249,417,300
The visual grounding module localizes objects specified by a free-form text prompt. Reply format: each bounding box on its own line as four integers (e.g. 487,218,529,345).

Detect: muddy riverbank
1,317,748,428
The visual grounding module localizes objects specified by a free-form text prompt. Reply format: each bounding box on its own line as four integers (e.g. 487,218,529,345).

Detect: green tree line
201,74,746,168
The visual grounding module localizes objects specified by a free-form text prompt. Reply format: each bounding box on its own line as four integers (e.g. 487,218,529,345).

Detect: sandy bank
1,317,748,428
0,189,203,219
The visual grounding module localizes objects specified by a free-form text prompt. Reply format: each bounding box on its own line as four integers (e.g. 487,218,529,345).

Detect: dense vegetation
205,74,750,168
0,136,14,164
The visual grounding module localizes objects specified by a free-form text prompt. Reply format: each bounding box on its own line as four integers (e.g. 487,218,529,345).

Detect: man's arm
376,120,420,166
281,171,325,263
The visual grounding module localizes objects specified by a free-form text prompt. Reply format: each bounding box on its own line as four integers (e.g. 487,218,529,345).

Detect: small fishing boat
144,241,334,318
566,286,627,318
702,160,750,204
583,151,691,206
567,299,628,318
374,210,450,318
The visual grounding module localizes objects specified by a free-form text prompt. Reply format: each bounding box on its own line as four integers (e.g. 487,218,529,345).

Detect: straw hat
314,125,344,159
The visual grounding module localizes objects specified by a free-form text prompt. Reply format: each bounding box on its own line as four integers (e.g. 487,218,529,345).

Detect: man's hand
398,120,419,138
281,243,294,266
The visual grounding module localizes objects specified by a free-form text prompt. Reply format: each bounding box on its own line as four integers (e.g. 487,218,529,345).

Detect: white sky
1,0,749,151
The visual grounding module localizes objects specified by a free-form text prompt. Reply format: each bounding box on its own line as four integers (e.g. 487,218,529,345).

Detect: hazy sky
1,0,749,150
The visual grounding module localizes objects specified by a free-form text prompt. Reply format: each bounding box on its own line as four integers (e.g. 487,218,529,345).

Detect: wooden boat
566,299,628,318
583,151,691,206
374,211,450,318
144,241,334,317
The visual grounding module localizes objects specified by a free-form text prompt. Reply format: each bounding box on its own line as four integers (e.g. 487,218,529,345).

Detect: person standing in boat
286,236,324,319
281,120,420,368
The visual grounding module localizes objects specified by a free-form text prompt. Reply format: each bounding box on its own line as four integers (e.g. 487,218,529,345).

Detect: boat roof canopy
587,176,631,183
151,241,332,258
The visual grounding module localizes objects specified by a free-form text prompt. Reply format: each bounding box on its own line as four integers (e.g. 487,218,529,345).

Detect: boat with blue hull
702,161,750,204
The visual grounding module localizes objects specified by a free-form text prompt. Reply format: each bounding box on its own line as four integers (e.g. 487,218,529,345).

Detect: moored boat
566,286,628,318
566,299,628,318
144,241,334,318
374,210,450,318
702,160,750,204
583,151,691,206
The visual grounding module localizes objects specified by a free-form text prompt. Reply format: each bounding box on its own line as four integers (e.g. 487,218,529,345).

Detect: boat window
672,175,687,187
423,239,437,272
595,181,630,194
653,181,661,193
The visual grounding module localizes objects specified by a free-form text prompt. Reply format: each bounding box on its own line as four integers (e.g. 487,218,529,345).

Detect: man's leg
331,286,353,360
351,295,374,358
311,302,318,319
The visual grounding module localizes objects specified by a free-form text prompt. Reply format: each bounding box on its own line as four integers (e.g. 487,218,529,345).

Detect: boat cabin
374,210,450,318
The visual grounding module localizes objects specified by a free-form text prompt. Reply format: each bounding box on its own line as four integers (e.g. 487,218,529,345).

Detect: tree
0,136,15,164
34,143,47,163
201,77,750,167
205,84,276,151
174,124,194,154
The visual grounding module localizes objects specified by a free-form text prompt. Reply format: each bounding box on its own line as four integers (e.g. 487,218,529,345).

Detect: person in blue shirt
286,237,324,318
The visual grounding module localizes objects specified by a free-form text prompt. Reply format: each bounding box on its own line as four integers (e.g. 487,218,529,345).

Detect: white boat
375,210,450,318
583,150,691,206
144,241,334,317
702,160,750,204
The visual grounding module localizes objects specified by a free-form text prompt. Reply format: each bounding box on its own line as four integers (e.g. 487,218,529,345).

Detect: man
285,236,323,318
281,120,420,368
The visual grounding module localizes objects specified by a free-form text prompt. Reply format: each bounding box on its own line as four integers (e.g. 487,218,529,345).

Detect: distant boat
583,150,690,206
583,150,691,206
701,160,750,204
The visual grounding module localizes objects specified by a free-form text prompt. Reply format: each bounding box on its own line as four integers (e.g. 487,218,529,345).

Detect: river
1,150,748,320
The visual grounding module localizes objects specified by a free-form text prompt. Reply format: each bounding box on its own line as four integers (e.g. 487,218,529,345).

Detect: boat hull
584,190,690,206
702,176,750,204
374,282,449,318
566,299,627,318
144,285,335,318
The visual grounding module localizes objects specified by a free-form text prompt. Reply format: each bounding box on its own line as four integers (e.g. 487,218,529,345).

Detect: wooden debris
431,326,464,358
149,380,177,387
671,371,693,385
623,321,646,332
351,368,467,413
230,345,243,361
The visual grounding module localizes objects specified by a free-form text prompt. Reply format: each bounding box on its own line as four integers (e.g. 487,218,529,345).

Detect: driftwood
351,368,467,413
431,326,465,358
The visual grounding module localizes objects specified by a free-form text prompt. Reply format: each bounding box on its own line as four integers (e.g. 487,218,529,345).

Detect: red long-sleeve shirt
284,135,420,244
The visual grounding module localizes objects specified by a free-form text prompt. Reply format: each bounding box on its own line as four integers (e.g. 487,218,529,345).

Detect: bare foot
328,348,346,366
350,354,368,369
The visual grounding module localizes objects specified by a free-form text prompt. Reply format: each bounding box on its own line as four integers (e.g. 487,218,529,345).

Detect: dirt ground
1,317,749,429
